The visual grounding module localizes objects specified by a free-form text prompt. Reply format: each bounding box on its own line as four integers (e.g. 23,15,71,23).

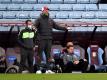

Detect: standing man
34,6,68,66
18,20,36,73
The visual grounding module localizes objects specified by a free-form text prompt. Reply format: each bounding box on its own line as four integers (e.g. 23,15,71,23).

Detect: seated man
61,42,90,73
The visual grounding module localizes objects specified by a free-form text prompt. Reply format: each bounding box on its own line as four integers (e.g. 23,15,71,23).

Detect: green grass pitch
0,73,107,80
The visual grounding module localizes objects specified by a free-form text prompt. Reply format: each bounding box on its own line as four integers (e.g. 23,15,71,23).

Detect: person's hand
73,60,79,64
83,59,87,61
67,27,72,30
33,47,36,51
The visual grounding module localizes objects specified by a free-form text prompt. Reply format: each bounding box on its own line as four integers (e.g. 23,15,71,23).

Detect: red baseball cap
42,6,49,12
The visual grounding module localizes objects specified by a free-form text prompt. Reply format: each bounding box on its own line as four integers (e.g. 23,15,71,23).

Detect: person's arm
63,53,68,65
52,19,68,47
34,18,40,29
18,30,24,48
52,19,68,31
72,55,80,64
33,30,37,46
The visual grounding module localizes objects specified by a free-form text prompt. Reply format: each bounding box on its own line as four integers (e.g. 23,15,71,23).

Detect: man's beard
43,13,49,16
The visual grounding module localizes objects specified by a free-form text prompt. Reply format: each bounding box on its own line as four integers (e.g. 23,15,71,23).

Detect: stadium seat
51,45,63,59
0,0,11,3
6,48,20,66
87,45,104,65
49,11,56,19
73,27,88,31
96,27,102,32
96,11,107,19
77,0,89,3
89,0,98,3
69,12,82,19
48,4,60,11
12,0,24,3
73,4,86,11
64,0,76,3
21,4,34,11
51,0,63,4
56,12,68,19
30,11,41,19
7,4,21,11
86,4,98,11
24,0,37,3
87,45,107,72
0,4,7,11
74,45,85,59
16,12,30,19
0,26,8,31
0,12,3,19
3,12,16,19
33,4,45,11
59,4,72,11
99,4,107,11
101,27,107,32
82,12,95,19
38,0,50,4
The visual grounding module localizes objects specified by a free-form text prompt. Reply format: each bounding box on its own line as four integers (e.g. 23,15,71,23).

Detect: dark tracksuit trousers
20,48,34,72
38,39,52,64
65,59,88,73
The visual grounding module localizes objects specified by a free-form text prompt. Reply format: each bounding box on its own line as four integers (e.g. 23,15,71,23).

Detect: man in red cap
34,6,68,73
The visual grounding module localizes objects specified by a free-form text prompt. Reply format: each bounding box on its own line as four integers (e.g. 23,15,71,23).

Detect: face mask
28,25,32,29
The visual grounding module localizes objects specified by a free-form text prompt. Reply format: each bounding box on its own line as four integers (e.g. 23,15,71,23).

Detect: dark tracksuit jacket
18,27,36,72
34,13,67,63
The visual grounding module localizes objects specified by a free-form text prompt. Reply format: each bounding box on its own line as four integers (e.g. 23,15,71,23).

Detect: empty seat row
0,0,37,3
0,11,107,19
0,4,100,11
0,0,98,4
57,11,107,19
0,11,41,19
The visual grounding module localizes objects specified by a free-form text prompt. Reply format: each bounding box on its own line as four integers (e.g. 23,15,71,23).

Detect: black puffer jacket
34,13,67,40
